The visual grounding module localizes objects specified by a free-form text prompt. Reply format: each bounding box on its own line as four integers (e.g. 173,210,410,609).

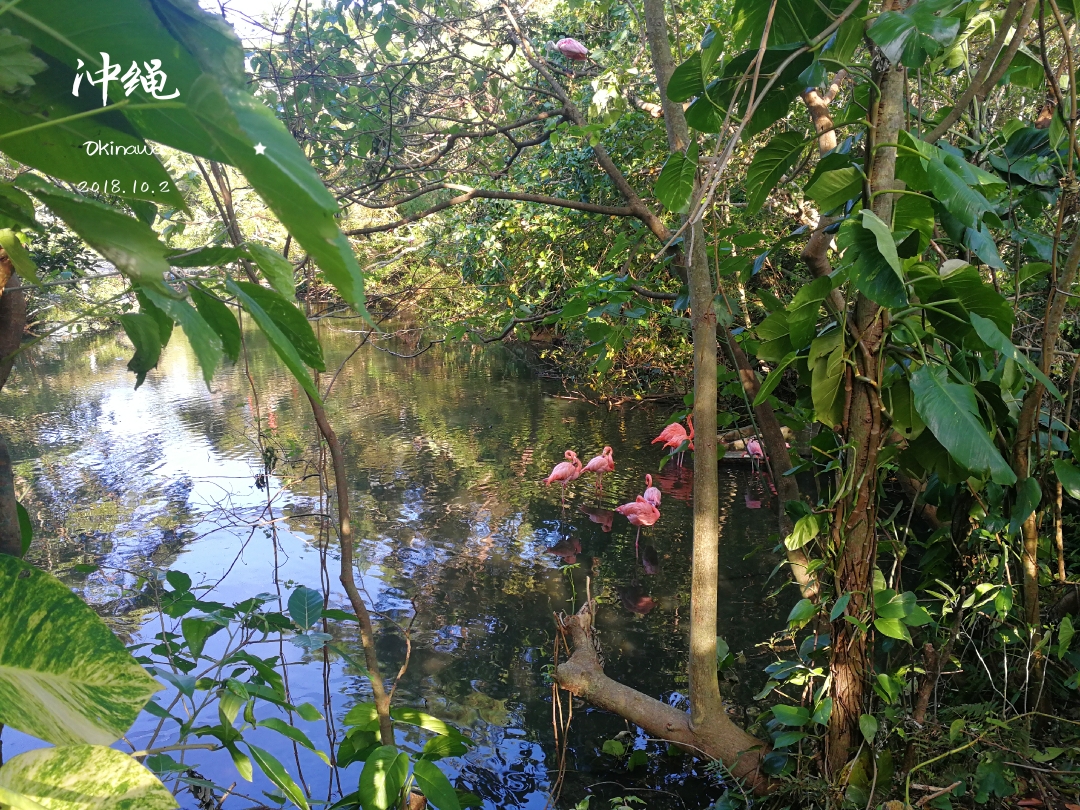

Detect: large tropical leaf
0,555,162,746
910,364,1016,485
969,313,1061,400
846,210,907,307
0,53,183,208
0,746,176,810
746,131,807,215
358,746,409,810
654,143,699,214
412,761,460,810
15,175,170,294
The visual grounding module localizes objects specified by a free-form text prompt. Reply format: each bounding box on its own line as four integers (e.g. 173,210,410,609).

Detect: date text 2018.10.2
77,179,172,195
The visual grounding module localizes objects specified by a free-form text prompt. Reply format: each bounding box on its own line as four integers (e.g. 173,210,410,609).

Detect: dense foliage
7,0,1080,808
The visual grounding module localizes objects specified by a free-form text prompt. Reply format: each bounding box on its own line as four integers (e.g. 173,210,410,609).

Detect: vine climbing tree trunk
825,43,904,776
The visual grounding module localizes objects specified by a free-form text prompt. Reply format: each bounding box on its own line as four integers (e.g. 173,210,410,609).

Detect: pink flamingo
616,495,661,556
643,474,661,508
652,415,695,466
744,436,763,472
552,37,589,61
582,446,615,489
543,450,583,502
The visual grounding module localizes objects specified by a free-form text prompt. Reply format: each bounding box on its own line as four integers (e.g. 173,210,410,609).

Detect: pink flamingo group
652,415,694,466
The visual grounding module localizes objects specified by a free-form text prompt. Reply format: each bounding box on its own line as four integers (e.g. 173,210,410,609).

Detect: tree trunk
306,393,395,747
0,259,26,558
825,48,904,776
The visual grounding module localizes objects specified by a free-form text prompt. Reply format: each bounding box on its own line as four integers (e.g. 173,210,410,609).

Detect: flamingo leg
635,525,641,558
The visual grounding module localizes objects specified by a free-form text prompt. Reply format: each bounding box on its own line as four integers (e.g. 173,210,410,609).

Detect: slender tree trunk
825,48,904,776
642,0,724,727
0,257,26,558
306,393,395,747
1013,206,1080,625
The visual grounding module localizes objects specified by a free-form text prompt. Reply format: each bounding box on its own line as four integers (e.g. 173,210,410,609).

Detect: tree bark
557,603,770,791
641,0,725,729
0,258,26,558
306,393,395,747
825,48,905,776
1012,206,1080,625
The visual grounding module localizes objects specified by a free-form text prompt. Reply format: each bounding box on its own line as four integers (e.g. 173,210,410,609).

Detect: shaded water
0,324,789,809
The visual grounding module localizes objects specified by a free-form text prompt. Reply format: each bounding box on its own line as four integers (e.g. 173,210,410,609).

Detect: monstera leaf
0,745,177,810
0,555,161,746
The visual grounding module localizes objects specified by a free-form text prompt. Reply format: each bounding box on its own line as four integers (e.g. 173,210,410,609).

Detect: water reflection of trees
1,326,789,807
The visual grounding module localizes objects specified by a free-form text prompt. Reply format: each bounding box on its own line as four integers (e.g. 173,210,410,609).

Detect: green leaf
601,739,625,757
118,313,162,389
420,735,469,761
412,760,461,810
654,143,699,214
970,313,1062,401
772,704,811,726
0,230,40,286
390,707,460,739
949,718,965,742
868,0,960,68
0,29,45,92
753,351,797,406
166,245,250,268
0,786,47,810
849,209,906,307
787,276,833,348
0,184,40,232
773,730,806,748
1054,459,1080,499
812,698,833,725
0,56,183,208
185,76,368,315
16,176,171,293
874,617,913,643
666,53,703,103
227,743,253,782
746,131,806,215
787,598,817,625
830,593,851,622
858,714,879,744
287,586,323,630
1059,615,1075,660
226,280,320,402
785,513,819,550
230,281,324,370
911,364,1016,485
247,744,309,810
1009,477,1042,537
810,329,845,428
296,702,323,722
973,753,1015,803
805,167,863,212
14,501,30,556
259,718,330,764
358,746,408,810
248,243,296,299
181,617,223,661
188,285,241,364
343,702,380,731
0,745,177,810
927,156,991,230
141,288,223,388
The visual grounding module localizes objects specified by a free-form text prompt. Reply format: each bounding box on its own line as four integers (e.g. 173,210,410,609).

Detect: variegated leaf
0,556,161,745
0,745,177,810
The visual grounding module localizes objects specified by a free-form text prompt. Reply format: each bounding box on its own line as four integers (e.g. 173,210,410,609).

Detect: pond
0,321,790,809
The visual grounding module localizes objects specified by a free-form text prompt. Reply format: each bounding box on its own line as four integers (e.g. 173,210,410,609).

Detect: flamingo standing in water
652,415,694,466
745,437,764,472
582,446,615,490
616,495,660,556
544,450,583,503
643,474,661,508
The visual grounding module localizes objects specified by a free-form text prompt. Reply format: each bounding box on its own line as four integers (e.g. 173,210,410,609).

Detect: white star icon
254,143,267,155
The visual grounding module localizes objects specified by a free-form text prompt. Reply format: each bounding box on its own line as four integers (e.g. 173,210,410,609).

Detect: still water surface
0,325,788,809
